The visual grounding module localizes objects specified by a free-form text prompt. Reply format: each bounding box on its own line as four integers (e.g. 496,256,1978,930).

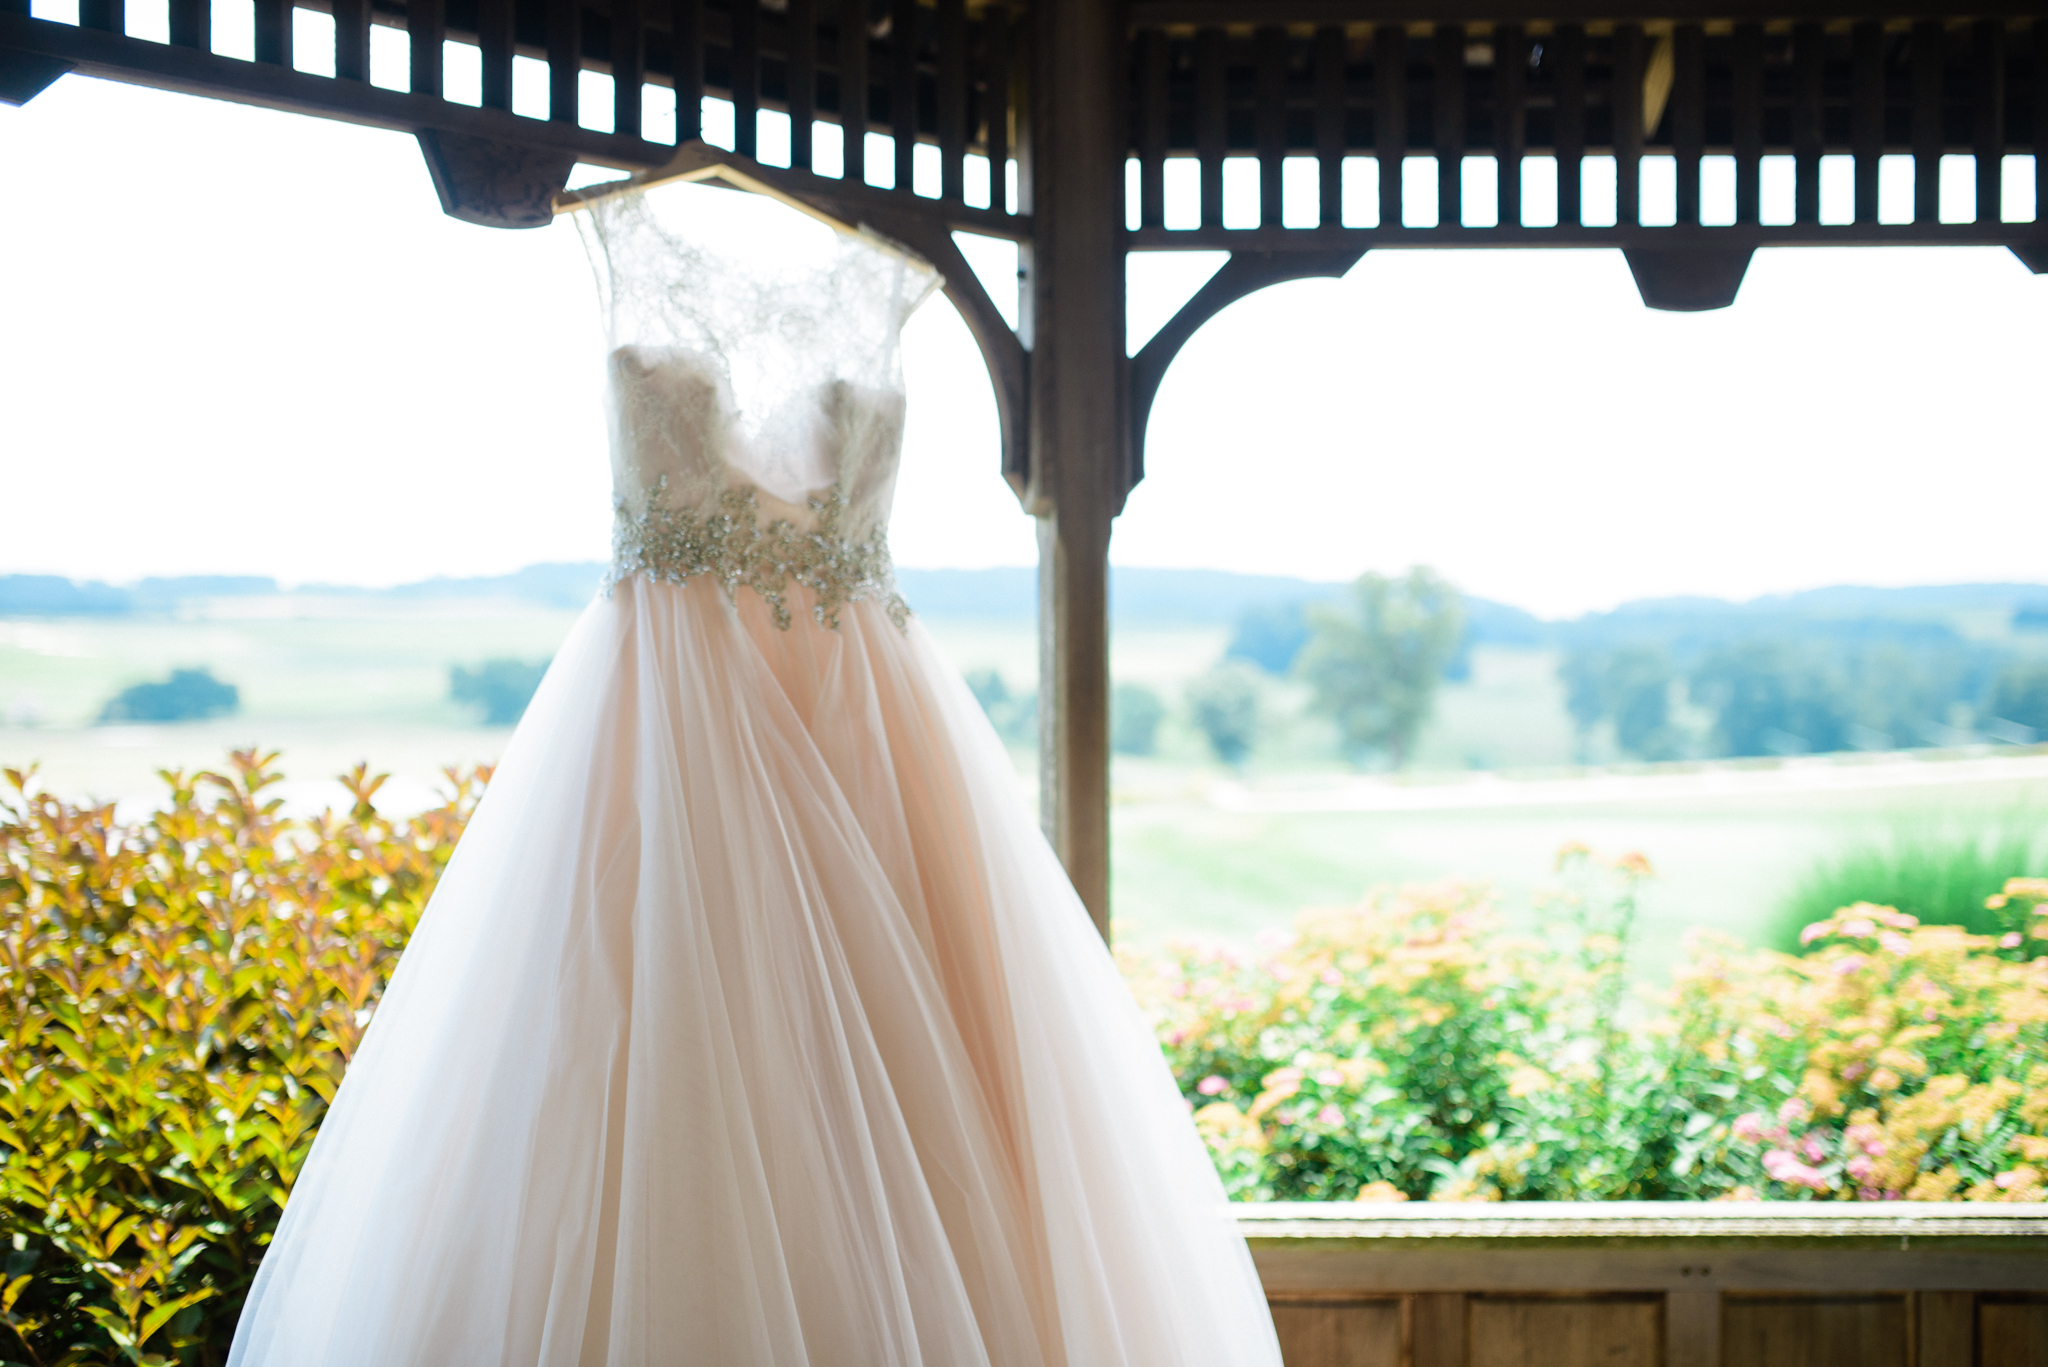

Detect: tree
1558,645,1682,760
1111,683,1166,756
450,658,551,726
966,668,1037,744
1295,568,1464,767
1689,640,1849,757
1184,662,1262,767
1225,600,1313,675
1985,659,2048,735
98,667,239,723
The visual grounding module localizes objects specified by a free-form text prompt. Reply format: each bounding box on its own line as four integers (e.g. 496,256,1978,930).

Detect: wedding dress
228,182,1281,1367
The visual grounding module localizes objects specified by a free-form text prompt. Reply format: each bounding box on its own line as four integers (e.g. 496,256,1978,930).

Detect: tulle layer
230,577,1280,1367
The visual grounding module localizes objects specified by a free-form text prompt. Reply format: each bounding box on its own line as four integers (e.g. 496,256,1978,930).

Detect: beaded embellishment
609,476,911,631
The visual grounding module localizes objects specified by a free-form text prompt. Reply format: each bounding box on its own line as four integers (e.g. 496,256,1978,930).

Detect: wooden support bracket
417,130,576,229
1129,248,1364,481
2012,244,2048,275
1622,246,1755,311
0,48,71,104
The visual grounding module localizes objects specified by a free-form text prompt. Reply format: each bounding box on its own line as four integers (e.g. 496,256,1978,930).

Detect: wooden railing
1237,1201,2048,1366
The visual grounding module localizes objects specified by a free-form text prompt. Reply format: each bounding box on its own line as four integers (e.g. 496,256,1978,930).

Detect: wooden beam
1026,0,1123,939
1129,0,2040,25
1125,220,2043,250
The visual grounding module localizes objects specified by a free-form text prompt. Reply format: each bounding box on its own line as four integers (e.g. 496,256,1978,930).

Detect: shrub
964,669,1036,745
1764,817,2047,952
1122,851,2048,1203
97,671,238,725
1184,663,1262,767
1984,660,2048,736
448,658,549,726
0,753,482,1365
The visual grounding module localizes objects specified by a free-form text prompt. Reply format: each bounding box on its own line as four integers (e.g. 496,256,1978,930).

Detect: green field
4,599,2044,982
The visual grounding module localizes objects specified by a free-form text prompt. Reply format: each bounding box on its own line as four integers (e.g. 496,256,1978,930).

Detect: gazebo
5,0,2044,1356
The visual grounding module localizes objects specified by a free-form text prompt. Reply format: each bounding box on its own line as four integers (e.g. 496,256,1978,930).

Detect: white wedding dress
229,183,1281,1367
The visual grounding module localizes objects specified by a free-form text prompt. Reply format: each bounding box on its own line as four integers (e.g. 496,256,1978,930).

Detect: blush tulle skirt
227,576,1281,1367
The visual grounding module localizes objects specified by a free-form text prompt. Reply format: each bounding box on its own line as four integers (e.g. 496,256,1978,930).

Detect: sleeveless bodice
574,183,938,630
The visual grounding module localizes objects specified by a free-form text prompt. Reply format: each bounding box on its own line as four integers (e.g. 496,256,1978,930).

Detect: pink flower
1763,1149,1830,1191
1777,1097,1812,1125
1799,1132,1828,1163
2003,932,2024,949
1800,922,1830,946
1832,955,1867,976
1316,1069,1345,1087
1847,1155,1875,1182
1732,1112,1771,1144
1317,1105,1344,1127
1841,917,1876,938
1320,967,1343,986
1878,932,1912,955
1196,1075,1229,1097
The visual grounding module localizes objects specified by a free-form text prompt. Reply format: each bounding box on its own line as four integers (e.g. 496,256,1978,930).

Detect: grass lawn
7,603,2043,983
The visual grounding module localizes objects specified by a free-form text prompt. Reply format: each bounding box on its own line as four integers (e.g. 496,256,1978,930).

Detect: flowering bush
0,753,482,1366
1122,854,2048,1204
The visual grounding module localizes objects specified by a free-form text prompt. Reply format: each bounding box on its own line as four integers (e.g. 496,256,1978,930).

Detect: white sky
3,71,2045,618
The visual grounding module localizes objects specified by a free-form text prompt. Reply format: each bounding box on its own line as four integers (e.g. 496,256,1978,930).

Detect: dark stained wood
732,0,759,158
1666,1287,1720,1367
1313,25,1344,226
891,0,914,190
1468,1296,1661,1367
1195,26,1225,226
252,0,286,66
1269,1298,1402,1367
1256,25,1285,226
418,128,575,226
787,0,814,168
1672,22,1701,225
2037,20,2047,243
1411,1291,1468,1367
840,0,867,182
1911,19,1943,223
1127,219,2037,250
1850,20,1882,223
333,0,368,81
1972,20,2003,225
1137,27,1167,226
1915,1290,1976,1365
671,0,702,140
1553,23,1584,226
167,0,205,51
1133,0,2043,22
1722,1295,1908,1367
1980,1296,2048,1366
477,0,511,108
78,0,122,36
1375,24,1406,227
1433,24,1463,227
409,0,445,97
1028,0,1124,936
1494,24,1526,229
1733,22,1762,224
609,0,640,137
1793,21,1823,223
546,0,577,124
938,0,965,200
984,3,1010,210
1614,24,1645,226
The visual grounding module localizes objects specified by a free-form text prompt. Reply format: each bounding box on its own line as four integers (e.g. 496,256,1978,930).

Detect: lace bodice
574,184,939,628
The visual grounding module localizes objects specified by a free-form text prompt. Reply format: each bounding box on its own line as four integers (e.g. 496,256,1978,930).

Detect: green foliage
1296,568,1464,768
1110,684,1165,757
1184,663,1262,767
1224,601,1312,677
1123,852,2048,1204
1686,636,1987,758
1764,816,2048,952
0,753,483,1365
448,657,549,726
1559,645,1682,760
1985,660,2048,736
965,669,1036,745
97,671,238,726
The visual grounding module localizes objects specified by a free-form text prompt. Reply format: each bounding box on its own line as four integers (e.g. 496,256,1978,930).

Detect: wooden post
1026,0,1124,940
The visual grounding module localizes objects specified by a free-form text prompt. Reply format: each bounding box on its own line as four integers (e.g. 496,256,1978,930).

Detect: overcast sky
3,68,2044,618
